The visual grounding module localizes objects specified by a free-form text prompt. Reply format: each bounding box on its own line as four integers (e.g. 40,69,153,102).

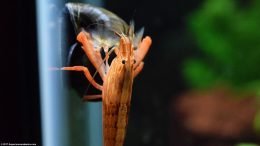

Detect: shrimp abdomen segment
103,103,129,146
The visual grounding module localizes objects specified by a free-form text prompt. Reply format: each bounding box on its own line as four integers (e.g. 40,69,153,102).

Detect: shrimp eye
134,60,136,64
122,60,126,64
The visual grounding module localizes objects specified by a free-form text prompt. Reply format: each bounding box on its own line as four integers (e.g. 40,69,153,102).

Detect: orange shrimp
62,3,152,146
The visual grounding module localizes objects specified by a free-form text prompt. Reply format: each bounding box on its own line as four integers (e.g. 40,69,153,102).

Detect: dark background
0,0,41,144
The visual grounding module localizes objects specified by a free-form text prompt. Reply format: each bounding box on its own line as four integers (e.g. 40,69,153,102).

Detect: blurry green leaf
243,81,260,96
254,111,260,134
183,60,217,88
189,0,235,64
184,0,260,91
236,143,259,146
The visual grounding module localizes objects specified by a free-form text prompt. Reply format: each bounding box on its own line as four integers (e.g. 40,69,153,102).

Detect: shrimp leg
134,61,144,78
134,36,152,69
61,66,103,91
77,31,106,80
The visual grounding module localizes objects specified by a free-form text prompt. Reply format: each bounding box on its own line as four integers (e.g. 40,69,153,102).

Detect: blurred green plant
183,0,260,91
183,0,260,133
235,143,259,146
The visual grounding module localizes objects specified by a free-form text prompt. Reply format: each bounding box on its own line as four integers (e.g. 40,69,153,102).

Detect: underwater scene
1,0,260,146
